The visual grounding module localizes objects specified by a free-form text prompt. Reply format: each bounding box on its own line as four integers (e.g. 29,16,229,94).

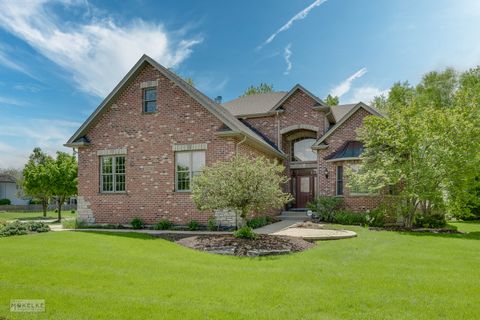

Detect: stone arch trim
280,124,319,135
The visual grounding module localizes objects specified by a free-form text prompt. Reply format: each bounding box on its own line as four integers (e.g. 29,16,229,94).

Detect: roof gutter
215,131,286,160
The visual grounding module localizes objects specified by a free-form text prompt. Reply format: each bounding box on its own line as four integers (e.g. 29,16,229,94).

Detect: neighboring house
0,174,29,205
66,54,382,226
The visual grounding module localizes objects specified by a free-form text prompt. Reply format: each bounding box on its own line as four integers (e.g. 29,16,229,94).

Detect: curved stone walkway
272,227,357,240
254,220,357,240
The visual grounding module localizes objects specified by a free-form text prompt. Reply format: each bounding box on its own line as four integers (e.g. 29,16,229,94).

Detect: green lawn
0,223,479,319
0,210,76,221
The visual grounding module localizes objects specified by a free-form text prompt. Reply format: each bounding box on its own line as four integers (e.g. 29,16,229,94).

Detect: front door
295,175,314,208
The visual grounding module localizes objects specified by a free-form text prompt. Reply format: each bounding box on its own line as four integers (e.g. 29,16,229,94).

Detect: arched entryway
281,126,318,209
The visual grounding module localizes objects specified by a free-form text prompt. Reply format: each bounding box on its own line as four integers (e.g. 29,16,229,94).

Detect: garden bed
175,234,315,256
369,226,462,234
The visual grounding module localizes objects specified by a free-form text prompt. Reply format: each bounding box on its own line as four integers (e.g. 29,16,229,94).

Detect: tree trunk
57,196,64,222
42,198,48,217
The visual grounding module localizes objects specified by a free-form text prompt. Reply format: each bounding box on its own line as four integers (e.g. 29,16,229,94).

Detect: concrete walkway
272,227,357,240
253,220,299,234
254,220,357,240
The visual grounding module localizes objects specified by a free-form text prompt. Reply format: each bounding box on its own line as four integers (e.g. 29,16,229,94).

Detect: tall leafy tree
22,148,54,217
325,94,339,106
241,83,274,97
49,152,78,221
353,67,480,225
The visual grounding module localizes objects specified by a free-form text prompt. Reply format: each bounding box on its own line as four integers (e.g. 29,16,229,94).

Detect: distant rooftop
0,174,16,183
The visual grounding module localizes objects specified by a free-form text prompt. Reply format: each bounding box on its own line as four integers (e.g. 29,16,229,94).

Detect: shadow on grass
399,231,480,240
75,230,157,240
6,216,56,221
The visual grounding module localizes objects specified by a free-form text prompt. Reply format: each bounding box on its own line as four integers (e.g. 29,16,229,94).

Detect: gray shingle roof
0,174,16,183
66,55,285,159
330,104,357,122
222,92,287,116
324,141,364,161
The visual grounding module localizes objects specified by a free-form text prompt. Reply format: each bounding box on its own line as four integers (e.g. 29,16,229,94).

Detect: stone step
279,211,311,221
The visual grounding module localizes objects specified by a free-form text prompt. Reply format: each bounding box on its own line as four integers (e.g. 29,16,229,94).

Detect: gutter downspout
235,134,247,155
276,111,281,150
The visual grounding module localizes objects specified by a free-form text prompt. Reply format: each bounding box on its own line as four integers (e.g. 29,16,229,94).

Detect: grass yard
0,210,76,221
0,223,479,319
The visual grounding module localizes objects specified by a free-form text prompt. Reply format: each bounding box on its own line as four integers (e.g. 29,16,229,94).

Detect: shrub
26,221,50,232
0,198,11,205
29,199,43,205
414,211,447,228
364,209,386,227
130,218,143,229
234,226,257,239
246,216,268,229
207,218,217,231
0,221,49,237
0,221,28,237
153,219,173,230
307,196,343,222
71,210,76,213
188,220,199,231
333,210,366,226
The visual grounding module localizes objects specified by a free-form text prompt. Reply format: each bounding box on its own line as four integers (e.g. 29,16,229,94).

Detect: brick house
66,55,383,226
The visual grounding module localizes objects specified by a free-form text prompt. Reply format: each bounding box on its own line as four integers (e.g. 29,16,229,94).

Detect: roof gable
268,84,335,123
312,102,383,148
65,55,285,158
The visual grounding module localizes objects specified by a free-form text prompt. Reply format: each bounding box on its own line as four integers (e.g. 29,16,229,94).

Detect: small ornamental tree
22,148,54,217
192,155,292,235
49,152,78,221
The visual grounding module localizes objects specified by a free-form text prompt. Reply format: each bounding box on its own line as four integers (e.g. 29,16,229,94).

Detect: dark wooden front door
294,175,314,208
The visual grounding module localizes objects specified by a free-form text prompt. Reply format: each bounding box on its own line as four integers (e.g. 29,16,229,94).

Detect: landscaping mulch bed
175,234,315,257
369,226,463,234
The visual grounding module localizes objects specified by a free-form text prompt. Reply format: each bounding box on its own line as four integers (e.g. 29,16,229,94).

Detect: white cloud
0,0,202,97
195,76,229,96
258,0,327,49
346,86,388,104
0,118,81,168
0,96,26,107
0,46,35,78
283,43,292,75
0,141,27,169
330,67,367,98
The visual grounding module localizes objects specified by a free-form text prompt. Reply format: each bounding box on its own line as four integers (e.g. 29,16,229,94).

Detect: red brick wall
78,63,263,225
243,89,328,148
317,107,383,211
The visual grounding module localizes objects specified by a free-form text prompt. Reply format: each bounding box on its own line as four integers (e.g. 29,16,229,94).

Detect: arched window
291,138,316,161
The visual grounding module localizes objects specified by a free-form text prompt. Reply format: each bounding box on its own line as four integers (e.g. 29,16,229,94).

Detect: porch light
324,167,329,179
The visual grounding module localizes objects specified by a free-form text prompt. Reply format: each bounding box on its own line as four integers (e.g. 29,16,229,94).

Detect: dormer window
143,88,157,113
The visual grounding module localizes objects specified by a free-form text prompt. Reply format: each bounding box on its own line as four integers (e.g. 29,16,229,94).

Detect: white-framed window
143,87,157,113
349,164,375,195
336,165,344,196
175,151,205,191
100,156,126,193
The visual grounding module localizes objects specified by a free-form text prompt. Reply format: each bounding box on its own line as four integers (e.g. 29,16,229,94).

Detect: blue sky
0,0,479,168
